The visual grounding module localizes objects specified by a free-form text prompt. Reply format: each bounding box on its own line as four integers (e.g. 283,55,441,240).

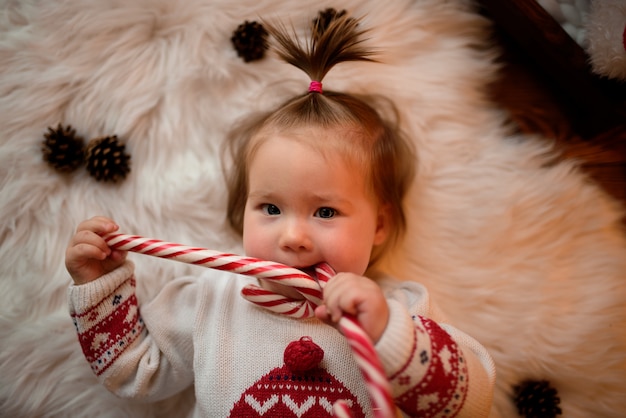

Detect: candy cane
105,233,394,418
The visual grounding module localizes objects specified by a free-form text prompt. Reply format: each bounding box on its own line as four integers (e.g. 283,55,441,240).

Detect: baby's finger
76,216,119,236
314,305,329,322
314,305,342,331
69,241,110,261
108,249,127,263
323,292,354,323
334,293,360,320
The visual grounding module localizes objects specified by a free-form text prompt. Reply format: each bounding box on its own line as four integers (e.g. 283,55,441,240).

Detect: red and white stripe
105,233,394,418
105,234,324,309
338,316,395,418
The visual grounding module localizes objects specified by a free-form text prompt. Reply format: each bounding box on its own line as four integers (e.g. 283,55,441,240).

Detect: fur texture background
1,0,625,417
586,0,626,80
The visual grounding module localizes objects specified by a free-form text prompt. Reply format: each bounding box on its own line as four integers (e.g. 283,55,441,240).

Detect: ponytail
266,15,375,85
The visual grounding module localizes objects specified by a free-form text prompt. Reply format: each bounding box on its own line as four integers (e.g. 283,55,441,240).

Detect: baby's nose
279,219,312,251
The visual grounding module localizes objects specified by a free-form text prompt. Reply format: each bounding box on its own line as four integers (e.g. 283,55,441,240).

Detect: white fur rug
1,0,625,417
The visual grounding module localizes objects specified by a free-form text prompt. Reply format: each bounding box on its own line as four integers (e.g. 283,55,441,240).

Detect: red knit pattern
70,277,144,376
391,316,468,418
229,368,365,417
229,338,365,417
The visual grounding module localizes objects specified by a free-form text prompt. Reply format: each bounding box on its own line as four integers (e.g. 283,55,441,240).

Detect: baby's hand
315,272,389,343
65,216,127,285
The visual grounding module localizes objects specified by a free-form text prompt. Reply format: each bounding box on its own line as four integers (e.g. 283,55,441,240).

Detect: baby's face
242,131,388,277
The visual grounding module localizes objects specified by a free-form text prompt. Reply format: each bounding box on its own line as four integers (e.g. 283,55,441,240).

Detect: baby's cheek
243,239,261,258
242,230,259,257
244,233,275,261
327,243,370,276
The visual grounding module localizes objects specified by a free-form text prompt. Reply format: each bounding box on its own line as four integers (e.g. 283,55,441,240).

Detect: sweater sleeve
68,261,197,401
375,280,496,417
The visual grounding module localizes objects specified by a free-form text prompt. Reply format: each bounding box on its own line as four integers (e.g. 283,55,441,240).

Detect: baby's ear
373,203,391,246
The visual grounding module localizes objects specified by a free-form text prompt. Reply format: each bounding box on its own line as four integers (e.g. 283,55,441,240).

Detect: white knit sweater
68,261,495,417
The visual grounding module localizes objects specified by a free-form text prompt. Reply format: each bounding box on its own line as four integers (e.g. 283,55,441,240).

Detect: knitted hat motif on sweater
229,337,366,417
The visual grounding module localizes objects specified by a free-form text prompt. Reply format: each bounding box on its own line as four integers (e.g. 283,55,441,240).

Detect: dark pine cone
85,135,131,183
312,8,350,41
42,123,85,173
513,380,562,418
231,20,268,62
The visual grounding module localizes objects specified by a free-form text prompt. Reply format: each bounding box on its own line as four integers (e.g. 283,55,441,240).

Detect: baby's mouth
295,263,335,283
296,266,317,279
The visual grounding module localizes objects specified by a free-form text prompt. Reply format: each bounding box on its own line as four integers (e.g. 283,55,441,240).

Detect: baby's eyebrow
247,190,277,199
309,193,353,206
251,191,349,204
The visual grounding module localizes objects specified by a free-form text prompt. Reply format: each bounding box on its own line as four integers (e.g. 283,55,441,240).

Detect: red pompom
283,337,324,372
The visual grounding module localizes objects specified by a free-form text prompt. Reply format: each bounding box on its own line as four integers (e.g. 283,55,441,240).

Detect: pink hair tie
308,80,323,93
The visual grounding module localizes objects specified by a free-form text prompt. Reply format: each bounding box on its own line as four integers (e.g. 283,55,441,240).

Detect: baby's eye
261,204,281,215
315,207,336,219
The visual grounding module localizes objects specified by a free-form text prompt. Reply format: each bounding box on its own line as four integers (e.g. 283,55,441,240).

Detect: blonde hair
225,15,415,262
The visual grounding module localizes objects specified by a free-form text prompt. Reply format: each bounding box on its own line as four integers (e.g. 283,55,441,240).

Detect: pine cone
85,135,131,183
513,380,562,418
231,20,268,62
41,124,85,173
312,8,350,41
